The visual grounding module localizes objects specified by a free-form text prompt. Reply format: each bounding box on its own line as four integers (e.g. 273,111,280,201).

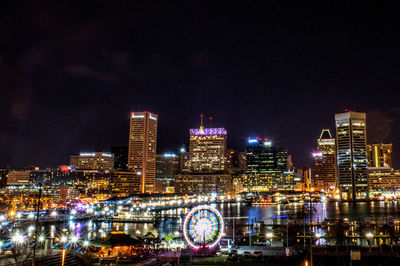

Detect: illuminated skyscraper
312,129,336,191
155,153,179,193
175,116,230,194
185,119,227,172
243,138,293,191
367,143,392,168
128,111,158,193
335,111,368,200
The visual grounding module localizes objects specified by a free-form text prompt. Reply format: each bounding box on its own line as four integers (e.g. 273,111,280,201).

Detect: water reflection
26,201,400,247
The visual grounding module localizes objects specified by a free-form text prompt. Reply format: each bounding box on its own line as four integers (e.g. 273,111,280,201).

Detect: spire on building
200,114,204,129
319,129,333,141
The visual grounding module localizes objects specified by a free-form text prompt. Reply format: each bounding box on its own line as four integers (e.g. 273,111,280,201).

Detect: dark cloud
367,110,392,144
0,1,400,168
64,65,117,83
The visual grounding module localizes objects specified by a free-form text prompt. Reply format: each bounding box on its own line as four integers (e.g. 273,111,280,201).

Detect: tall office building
175,117,230,194
367,143,392,168
111,146,128,170
185,125,227,172
335,111,368,200
128,111,158,193
243,138,293,191
312,129,337,191
155,153,179,193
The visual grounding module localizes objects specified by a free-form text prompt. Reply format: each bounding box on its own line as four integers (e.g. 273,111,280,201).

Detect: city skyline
0,109,397,170
1,2,399,169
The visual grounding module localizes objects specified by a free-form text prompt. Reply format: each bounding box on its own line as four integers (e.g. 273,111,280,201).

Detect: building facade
335,111,368,200
174,120,231,194
155,153,179,193
70,152,114,171
128,111,158,193
174,173,231,194
184,127,227,172
367,144,392,168
312,129,337,191
368,167,400,194
294,167,312,191
242,138,294,192
111,146,128,170
110,171,141,196
6,170,31,186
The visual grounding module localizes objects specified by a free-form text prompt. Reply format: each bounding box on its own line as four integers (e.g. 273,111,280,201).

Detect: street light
12,232,25,245
38,235,45,243
82,240,90,247
366,232,373,252
60,235,68,243
70,235,79,244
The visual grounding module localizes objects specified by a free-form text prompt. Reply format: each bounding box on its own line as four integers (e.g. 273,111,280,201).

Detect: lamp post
309,192,313,266
366,232,373,252
32,183,42,266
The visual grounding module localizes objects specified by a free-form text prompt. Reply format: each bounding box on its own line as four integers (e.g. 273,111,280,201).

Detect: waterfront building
367,144,392,168
368,167,400,194
184,126,227,172
60,186,80,201
226,149,246,177
242,138,294,192
178,146,189,172
335,111,368,200
174,173,231,194
312,129,337,191
128,111,158,193
0,186,62,206
174,117,231,194
70,152,114,171
294,167,312,191
155,153,179,193
111,146,128,170
110,171,141,196
6,170,31,186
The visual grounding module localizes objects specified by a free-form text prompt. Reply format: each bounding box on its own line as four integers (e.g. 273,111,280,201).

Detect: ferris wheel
182,205,224,249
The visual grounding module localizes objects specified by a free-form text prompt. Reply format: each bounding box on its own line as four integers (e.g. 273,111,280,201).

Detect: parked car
227,252,238,261
253,250,263,258
243,251,251,258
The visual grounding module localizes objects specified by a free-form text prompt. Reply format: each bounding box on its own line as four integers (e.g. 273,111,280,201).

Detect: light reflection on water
33,201,400,241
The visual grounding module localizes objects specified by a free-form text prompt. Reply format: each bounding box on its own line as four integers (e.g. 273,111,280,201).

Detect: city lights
266,232,274,238
70,235,79,243
38,235,46,243
0,3,399,266
11,232,25,245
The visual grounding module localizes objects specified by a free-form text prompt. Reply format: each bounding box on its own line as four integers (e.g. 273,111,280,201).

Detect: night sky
1,1,399,168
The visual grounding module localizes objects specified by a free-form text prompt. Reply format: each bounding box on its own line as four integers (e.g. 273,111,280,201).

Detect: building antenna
209,117,213,128
200,114,204,129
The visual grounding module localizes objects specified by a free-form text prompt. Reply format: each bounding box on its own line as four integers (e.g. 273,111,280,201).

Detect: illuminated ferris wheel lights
183,205,224,249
